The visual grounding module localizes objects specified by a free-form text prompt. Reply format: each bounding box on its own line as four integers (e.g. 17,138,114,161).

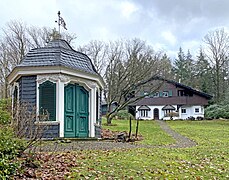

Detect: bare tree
104,39,164,124
3,20,28,66
0,41,11,98
0,20,77,98
203,28,229,102
78,40,108,75
12,102,49,153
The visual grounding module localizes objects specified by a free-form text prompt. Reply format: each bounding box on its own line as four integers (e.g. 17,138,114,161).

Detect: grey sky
0,0,229,58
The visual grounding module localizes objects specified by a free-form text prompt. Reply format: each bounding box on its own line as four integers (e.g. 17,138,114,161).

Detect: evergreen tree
172,47,195,86
159,53,173,79
173,47,186,82
185,49,196,87
195,48,213,94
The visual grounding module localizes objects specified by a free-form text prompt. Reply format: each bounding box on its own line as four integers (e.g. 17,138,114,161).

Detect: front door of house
154,108,159,120
64,84,89,138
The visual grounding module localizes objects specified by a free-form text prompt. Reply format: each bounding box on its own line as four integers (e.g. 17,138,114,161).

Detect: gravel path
34,120,196,152
156,120,197,148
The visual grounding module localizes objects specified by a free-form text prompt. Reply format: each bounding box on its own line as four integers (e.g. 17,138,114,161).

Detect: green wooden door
64,84,89,138
64,84,76,137
77,86,89,137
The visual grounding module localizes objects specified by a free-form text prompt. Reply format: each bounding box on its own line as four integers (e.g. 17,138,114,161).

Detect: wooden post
128,116,132,139
135,118,139,139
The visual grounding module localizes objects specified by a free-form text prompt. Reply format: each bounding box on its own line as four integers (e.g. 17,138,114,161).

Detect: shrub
0,99,11,110
196,116,204,120
0,127,25,178
115,110,134,120
0,99,11,124
165,112,179,117
187,116,195,120
205,104,229,119
0,109,11,124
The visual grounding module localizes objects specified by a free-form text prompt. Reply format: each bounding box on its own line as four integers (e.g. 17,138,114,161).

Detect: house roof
17,39,98,75
137,105,151,110
155,76,213,99
133,76,212,106
162,105,176,110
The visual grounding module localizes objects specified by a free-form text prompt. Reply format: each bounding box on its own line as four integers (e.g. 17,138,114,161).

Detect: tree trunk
106,116,112,125
106,112,115,125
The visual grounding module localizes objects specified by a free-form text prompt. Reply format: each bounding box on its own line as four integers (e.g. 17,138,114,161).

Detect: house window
140,110,149,117
39,81,56,121
195,108,199,113
178,90,193,97
154,92,159,97
144,92,149,98
163,91,169,97
178,90,189,96
181,108,186,114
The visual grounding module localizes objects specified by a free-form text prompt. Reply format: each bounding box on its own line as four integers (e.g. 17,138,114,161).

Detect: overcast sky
0,0,229,59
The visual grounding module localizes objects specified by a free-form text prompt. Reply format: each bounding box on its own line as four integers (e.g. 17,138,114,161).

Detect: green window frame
168,90,172,97
39,81,56,121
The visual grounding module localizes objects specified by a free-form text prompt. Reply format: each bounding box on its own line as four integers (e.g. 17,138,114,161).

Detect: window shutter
168,90,172,97
39,81,56,121
159,91,163,97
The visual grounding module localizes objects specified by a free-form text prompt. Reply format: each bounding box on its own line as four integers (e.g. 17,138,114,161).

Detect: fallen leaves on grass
101,129,143,142
15,152,79,179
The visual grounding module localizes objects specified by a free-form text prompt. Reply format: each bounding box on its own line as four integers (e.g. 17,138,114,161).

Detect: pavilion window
39,81,56,121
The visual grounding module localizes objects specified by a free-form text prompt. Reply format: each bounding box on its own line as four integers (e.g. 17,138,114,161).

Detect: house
101,101,118,116
134,78,212,120
7,39,104,138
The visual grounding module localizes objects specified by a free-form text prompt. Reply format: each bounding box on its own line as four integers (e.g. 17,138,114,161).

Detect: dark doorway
153,108,159,120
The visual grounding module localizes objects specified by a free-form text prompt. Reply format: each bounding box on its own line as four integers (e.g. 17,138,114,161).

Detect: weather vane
55,11,67,35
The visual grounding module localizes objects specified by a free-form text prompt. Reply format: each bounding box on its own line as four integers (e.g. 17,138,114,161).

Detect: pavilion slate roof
17,39,98,75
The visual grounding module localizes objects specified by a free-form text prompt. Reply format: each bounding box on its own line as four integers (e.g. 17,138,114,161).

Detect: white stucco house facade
134,78,212,120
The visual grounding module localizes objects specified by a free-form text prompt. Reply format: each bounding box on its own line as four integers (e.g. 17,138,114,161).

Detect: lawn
68,120,229,179
103,119,175,145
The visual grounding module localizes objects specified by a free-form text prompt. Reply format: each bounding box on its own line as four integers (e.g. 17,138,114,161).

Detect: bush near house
114,110,134,120
205,104,229,119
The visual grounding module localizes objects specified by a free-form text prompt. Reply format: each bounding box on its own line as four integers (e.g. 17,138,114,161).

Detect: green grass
103,119,175,145
69,120,229,179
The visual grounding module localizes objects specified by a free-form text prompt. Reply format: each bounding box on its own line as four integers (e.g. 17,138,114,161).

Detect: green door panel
64,84,76,138
64,84,89,138
77,86,89,137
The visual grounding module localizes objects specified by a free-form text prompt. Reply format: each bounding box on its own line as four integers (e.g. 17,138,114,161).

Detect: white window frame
140,110,149,117
154,92,159,97
195,108,200,113
163,91,169,97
